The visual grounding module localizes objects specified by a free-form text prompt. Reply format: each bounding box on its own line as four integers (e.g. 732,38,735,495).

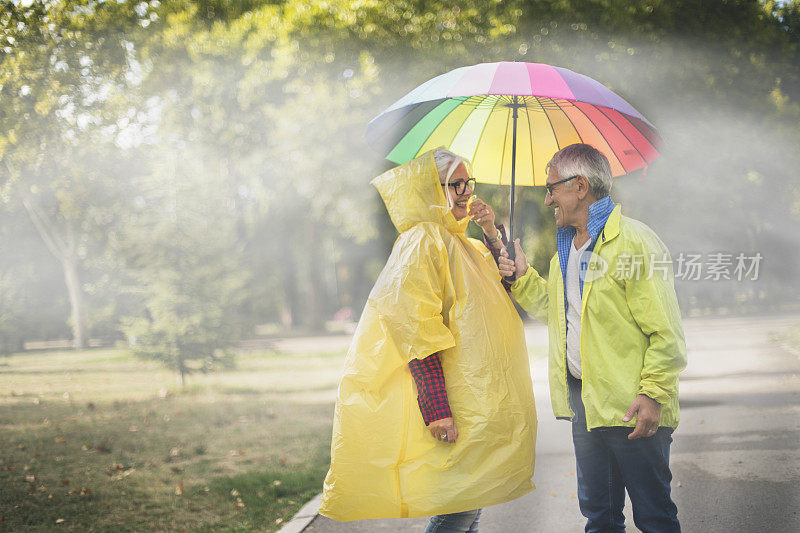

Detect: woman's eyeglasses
442,178,476,196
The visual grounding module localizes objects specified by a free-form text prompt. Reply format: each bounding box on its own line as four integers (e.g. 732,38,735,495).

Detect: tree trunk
22,198,88,349
281,231,299,330
306,221,325,332
62,254,87,349
178,353,187,388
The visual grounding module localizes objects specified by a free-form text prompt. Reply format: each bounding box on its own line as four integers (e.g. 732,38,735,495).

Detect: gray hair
545,144,613,199
433,149,470,209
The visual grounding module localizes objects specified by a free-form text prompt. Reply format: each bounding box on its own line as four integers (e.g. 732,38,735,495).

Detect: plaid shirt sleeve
483,224,512,290
408,353,451,425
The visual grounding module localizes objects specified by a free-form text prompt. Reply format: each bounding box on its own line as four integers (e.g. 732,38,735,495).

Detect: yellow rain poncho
319,150,537,521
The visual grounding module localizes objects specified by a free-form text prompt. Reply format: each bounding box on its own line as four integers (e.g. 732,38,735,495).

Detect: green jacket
511,204,687,430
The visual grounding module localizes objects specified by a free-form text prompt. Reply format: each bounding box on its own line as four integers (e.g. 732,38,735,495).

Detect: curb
277,493,321,533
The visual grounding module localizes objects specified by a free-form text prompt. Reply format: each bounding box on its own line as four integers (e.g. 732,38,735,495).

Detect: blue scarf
556,196,615,314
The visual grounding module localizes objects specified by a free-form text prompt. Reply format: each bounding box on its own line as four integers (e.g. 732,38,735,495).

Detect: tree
118,140,249,385
0,0,150,347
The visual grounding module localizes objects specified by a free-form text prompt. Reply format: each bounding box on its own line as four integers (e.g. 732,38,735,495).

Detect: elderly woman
319,149,536,532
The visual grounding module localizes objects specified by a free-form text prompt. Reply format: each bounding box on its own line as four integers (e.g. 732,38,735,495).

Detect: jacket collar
556,195,616,245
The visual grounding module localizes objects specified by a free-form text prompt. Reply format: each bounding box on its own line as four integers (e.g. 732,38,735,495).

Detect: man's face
441,163,474,221
544,166,580,228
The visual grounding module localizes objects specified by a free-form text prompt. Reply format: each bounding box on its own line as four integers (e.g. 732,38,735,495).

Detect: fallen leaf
272,480,282,486
128,426,139,432
230,489,239,497
25,475,36,483
275,518,283,524
279,457,286,466
80,488,91,496
571,493,577,499
676,481,682,487
95,441,111,454
61,479,70,485
55,518,65,524
54,437,66,443
175,482,184,496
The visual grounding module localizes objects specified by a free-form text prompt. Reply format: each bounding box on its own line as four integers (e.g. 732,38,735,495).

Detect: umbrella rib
416,98,467,154
624,115,662,154
498,98,512,186
571,102,629,174
553,99,585,144
524,97,537,184
539,97,562,150
595,105,649,166
468,96,497,166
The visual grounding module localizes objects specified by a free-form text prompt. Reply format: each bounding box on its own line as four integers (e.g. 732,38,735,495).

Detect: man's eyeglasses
442,178,476,196
545,175,579,196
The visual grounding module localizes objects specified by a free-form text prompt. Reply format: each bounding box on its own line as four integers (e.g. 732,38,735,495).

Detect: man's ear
576,176,590,199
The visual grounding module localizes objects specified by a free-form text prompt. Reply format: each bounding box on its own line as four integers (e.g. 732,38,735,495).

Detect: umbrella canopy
366,61,661,186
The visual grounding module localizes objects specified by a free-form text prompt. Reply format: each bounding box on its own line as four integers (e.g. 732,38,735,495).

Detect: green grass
773,323,800,358
0,348,343,532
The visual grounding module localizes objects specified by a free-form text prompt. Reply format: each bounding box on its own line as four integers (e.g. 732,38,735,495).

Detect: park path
294,314,800,533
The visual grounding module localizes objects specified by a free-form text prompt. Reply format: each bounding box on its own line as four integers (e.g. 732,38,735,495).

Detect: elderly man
498,143,686,532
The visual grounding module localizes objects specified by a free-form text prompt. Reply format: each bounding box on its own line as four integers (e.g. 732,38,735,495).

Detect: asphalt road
301,315,800,532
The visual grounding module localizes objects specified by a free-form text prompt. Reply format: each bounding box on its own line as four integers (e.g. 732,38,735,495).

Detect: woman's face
441,163,474,220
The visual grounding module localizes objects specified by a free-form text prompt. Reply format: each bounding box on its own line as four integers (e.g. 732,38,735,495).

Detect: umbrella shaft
509,97,518,245
503,96,519,278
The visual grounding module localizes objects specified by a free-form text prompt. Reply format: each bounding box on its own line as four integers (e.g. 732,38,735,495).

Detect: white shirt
566,237,591,379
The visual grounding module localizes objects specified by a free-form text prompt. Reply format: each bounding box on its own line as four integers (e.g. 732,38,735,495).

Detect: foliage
1,0,800,357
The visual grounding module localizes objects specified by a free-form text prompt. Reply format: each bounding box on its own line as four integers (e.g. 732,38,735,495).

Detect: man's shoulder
617,215,669,254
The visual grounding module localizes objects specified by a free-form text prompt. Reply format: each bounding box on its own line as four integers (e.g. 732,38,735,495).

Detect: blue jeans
425,509,481,533
568,374,680,533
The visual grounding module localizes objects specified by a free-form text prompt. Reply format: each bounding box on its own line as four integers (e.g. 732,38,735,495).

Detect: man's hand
429,417,458,443
623,394,662,440
467,198,496,235
498,239,528,280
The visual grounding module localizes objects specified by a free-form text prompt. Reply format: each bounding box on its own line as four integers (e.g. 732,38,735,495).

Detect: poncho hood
371,149,469,235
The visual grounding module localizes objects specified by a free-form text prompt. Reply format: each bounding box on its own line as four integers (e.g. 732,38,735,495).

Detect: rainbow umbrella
366,61,661,253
